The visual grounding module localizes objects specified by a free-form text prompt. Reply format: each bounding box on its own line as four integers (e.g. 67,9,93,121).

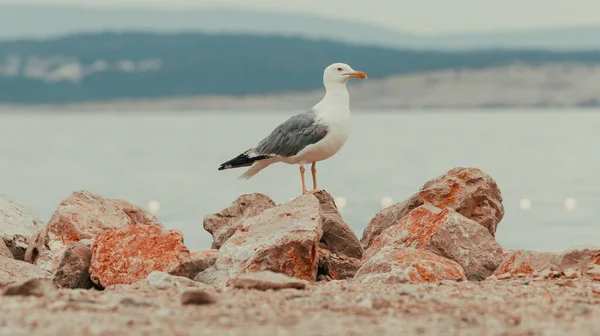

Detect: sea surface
1,108,599,253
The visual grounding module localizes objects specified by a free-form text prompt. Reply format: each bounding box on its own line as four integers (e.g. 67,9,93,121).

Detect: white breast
286,109,350,165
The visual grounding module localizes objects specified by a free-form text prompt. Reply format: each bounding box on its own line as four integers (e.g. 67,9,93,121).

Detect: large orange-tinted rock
89,224,192,288
195,195,323,287
361,167,504,249
26,190,162,273
494,246,600,278
204,193,275,250
354,247,465,284
0,256,50,289
365,204,503,280
318,247,363,280
0,194,44,260
312,191,363,259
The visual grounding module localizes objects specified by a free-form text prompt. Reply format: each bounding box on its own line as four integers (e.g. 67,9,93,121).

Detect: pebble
180,289,217,305
3,278,57,298
563,268,579,279
496,273,512,280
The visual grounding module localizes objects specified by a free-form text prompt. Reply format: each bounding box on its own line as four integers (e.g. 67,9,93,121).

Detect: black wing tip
218,152,271,171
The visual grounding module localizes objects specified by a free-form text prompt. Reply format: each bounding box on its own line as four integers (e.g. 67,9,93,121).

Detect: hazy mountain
1,5,600,50
0,5,413,48
36,64,600,110
2,31,600,104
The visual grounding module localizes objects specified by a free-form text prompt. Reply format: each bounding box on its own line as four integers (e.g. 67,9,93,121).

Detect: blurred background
1,0,600,253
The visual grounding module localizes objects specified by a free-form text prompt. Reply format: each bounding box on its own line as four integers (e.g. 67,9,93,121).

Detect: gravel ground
1,277,600,336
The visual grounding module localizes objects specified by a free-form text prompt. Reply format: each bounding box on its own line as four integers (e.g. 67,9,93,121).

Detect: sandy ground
1,277,599,336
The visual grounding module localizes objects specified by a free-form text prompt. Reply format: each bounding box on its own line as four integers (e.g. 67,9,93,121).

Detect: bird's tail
218,150,270,171
238,158,278,180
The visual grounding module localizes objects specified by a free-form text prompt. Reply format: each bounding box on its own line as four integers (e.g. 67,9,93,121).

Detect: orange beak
344,71,367,79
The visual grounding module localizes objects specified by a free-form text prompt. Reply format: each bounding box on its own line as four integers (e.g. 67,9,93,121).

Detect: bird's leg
300,165,307,194
311,162,317,191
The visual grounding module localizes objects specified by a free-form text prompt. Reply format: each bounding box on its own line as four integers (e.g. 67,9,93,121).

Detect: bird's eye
337,67,343,71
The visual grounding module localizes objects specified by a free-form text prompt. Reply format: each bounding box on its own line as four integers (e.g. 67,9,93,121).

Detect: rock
364,204,503,280
360,200,409,252
555,247,600,275
166,249,218,279
318,247,363,280
146,271,199,289
105,271,211,293
494,247,600,279
52,242,94,289
493,250,557,277
180,289,217,305
312,191,363,259
89,225,192,288
23,229,43,263
0,256,50,289
587,264,600,281
204,193,275,249
0,238,13,259
196,195,323,287
360,167,504,249
354,247,466,284
0,194,44,260
230,271,308,290
563,268,579,279
27,190,162,273
2,278,57,297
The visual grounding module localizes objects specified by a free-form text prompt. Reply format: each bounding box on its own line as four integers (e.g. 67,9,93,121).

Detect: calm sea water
1,108,599,253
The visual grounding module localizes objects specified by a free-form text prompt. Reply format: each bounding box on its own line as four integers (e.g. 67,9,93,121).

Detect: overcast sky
2,0,599,34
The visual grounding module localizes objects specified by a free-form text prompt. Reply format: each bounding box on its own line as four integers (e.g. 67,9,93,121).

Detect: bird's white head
323,63,367,87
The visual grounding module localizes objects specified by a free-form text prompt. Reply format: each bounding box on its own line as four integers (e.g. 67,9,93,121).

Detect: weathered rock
2,278,57,297
106,271,211,293
360,200,409,252
89,225,192,288
145,271,199,290
587,264,600,281
180,289,217,305
0,256,50,289
0,194,44,260
204,193,275,249
26,190,162,273
318,247,363,280
0,238,13,259
23,229,43,263
354,247,466,284
166,249,218,279
361,167,504,249
52,242,94,289
364,204,503,280
230,271,308,290
196,195,323,287
555,247,600,275
493,250,557,276
312,191,363,259
494,246,600,279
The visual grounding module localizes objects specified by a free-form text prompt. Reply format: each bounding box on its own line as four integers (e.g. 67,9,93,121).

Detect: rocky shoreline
1,167,600,335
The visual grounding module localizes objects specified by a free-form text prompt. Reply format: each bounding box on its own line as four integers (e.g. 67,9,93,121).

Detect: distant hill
2,5,600,50
13,64,600,110
2,32,600,104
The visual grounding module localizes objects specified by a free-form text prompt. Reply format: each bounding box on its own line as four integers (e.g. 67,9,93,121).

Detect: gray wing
251,110,329,158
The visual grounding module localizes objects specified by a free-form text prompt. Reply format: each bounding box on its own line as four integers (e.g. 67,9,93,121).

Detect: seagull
218,62,367,195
